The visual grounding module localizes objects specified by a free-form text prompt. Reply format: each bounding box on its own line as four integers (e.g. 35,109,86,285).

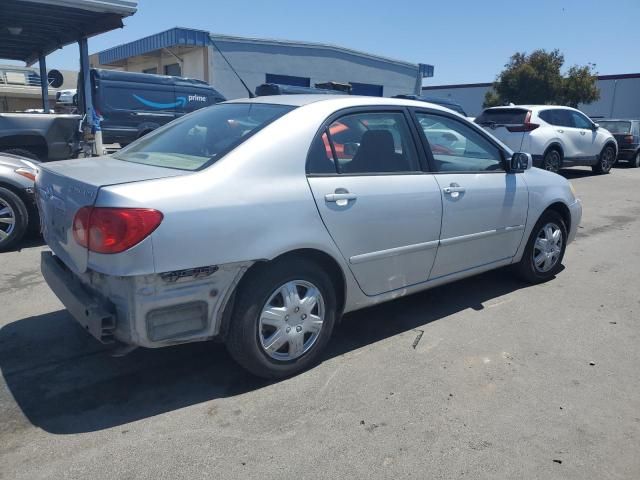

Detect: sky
11,0,640,85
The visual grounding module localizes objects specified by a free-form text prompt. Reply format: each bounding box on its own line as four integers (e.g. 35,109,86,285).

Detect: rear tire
631,152,640,168
226,257,337,379
1,148,39,161
542,149,562,173
515,210,567,284
592,145,615,174
0,187,29,252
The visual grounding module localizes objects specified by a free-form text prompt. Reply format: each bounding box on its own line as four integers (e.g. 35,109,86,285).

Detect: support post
38,55,48,112
78,37,93,121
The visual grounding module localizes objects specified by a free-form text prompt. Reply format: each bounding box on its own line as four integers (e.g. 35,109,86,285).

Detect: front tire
0,187,29,252
515,210,567,284
226,257,337,379
593,145,615,174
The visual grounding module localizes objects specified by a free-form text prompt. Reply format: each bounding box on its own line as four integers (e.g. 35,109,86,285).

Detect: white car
475,105,617,174
55,88,77,105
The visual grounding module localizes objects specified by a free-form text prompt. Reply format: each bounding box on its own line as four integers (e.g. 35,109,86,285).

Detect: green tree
483,49,599,108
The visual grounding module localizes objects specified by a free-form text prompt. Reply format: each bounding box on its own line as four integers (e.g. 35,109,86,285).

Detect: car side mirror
592,123,599,130
509,152,532,172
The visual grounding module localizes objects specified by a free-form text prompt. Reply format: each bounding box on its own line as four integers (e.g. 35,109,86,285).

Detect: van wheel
542,149,562,173
226,257,337,379
593,145,615,174
1,148,39,161
515,210,567,284
0,187,29,252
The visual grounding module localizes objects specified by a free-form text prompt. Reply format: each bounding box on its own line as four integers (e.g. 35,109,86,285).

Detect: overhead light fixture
8,27,23,35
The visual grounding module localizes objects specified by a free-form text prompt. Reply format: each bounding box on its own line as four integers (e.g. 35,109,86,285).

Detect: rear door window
309,112,421,175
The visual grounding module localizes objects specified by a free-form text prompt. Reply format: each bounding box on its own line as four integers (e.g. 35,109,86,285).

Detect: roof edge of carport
21,0,137,16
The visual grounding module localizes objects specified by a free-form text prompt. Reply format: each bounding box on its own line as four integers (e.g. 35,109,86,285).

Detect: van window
113,103,294,171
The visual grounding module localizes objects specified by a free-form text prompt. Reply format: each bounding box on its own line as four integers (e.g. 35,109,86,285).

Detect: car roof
598,118,639,122
225,94,457,113
483,105,580,111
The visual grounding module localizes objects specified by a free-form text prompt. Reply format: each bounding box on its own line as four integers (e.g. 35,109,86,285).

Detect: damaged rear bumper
41,251,251,349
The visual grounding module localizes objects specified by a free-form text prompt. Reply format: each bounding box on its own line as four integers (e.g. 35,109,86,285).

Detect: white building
422,73,640,119
91,27,434,100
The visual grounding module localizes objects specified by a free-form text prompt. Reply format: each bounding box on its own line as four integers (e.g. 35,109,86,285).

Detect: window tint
541,109,573,127
598,121,632,134
417,113,503,172
475,108,528,125
307,132,337,174
320,112,420,174
571,111,593,129
114,103,294,170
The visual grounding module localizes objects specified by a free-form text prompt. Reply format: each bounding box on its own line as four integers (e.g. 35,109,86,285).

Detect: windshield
597,121,632,134
113,103,295,170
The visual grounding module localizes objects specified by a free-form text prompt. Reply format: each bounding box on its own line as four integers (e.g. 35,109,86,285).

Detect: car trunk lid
36,156,186,273
475,108,531,152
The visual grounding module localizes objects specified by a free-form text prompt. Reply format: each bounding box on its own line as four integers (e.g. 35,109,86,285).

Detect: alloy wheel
0,198,16,242
544,151,561,173
533,222,563,273
600,147,614,172
258,280,325,361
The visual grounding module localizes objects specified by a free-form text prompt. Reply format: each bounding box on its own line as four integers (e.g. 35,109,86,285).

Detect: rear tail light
73,207,163,254
507,110,539,132
623,135,634,144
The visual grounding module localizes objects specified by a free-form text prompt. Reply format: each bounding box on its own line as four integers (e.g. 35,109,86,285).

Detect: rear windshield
475,108,528,125
597,121,632,134
113,103,295,170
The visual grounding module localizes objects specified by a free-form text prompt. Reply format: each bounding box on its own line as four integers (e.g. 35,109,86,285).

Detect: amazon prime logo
188,94,207,102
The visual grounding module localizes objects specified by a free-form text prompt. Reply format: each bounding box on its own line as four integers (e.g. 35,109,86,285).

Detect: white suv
475,105,617,174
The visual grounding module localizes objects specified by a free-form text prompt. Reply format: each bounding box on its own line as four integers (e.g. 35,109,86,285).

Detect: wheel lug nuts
301,314,307,320
294,307,300,313
285,315,289,321
286,327,291,333
296,325,302,333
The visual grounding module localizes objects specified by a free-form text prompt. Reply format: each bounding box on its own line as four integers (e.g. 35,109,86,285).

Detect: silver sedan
37,95,582,378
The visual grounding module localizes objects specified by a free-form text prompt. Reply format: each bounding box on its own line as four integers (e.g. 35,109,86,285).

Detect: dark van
89,69,226,145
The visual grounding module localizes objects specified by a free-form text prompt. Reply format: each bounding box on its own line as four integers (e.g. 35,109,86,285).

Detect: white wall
208,40,420,100
423,76,640,119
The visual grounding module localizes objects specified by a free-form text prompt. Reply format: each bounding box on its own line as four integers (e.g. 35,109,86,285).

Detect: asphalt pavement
1,165,639,479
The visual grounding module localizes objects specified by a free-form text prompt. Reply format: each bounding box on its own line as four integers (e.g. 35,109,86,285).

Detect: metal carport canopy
0,0,137,64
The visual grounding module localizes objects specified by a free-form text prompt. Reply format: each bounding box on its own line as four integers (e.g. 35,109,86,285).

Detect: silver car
37,95,582,378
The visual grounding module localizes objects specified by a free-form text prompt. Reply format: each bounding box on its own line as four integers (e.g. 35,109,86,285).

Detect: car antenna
209,37,255,98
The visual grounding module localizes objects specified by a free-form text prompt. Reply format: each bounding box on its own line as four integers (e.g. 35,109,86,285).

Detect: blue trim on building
99,27,210,65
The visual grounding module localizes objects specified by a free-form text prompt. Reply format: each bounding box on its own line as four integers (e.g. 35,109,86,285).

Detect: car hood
0,153,40,170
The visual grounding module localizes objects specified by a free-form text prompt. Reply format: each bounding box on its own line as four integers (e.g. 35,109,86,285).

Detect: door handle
325,192,357,202
442,186,466,194
557,129,564,134
580,131,586,135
